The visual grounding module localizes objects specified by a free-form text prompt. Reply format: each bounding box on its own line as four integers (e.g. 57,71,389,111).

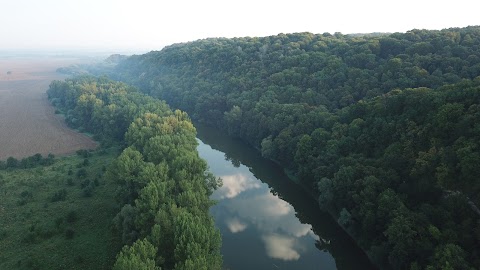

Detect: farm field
0,57,97,160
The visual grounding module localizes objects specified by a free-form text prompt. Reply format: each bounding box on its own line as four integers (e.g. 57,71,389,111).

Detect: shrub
76,149,91,158
20,190,33,198
66,178,74,186
66,210,78,223
65,228,75,239
18,190,33,205
50,189,67,202
36,223,56,239
82,185,94,197
6,157,18,168
22,231,36,244
76,168,87,178
54,217,64,229
80,179,90,188
0,229,7,240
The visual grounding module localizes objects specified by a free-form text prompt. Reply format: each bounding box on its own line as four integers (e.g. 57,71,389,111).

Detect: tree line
0,153,55,169
107,26,480,269
47,76,222,270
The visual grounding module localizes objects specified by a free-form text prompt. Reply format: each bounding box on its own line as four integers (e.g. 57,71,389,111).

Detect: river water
195,124,375,270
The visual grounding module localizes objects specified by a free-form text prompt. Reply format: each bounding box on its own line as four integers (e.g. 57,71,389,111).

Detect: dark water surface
195,124,376,270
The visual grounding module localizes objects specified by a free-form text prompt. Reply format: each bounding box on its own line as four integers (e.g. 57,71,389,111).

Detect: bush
76,168,87,178
74,255,84,264
22,231,36,244
6,157,18,168
76,149,92,158
83,158,90,166
80,179,90,188
20,190,33,198
18,190,33,205
66,178,74,186
36,223,56,239
0,229,7,240
82,185,94,197
50,189,67,202
65,228,75,239
66,210,78,223
54,217,64,229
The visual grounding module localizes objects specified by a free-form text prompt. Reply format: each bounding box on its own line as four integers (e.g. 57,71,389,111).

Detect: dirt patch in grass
0,57,97,160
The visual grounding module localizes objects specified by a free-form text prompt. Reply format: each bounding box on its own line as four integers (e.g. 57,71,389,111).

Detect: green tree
113,238,160,270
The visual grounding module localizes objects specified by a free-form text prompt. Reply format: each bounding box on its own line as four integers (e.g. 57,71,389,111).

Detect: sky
0,0,478,53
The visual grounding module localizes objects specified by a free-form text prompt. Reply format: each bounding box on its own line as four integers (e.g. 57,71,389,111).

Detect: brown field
0,57,97,160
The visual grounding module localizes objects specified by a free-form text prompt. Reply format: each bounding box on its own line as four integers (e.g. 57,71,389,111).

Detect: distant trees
0,153,55,170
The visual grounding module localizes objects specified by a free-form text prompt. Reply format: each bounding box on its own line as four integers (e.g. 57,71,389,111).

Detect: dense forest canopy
47,76,222,270
107,26,480,269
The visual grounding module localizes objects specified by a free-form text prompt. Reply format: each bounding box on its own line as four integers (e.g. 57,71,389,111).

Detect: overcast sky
1,0,478,53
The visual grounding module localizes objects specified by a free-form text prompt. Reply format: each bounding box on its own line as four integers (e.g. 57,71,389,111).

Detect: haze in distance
0,0,478,54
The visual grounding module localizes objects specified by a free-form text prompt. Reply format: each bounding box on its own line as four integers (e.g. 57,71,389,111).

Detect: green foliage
107,27,480,269
0,148,120,270
76,168,87,178
66,210,78,223
113,238,160,270
50,189,67,202
1,153,56,169
48,76,222,269
76,149,92,158
6,156,18,168
65,228,75,239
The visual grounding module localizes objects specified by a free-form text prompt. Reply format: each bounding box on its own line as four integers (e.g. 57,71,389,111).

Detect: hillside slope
110,27,480,269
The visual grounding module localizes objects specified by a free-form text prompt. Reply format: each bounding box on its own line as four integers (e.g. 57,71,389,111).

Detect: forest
46,76,222,270
105,26,480,269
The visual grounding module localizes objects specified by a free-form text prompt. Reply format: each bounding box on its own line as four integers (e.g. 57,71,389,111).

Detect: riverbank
195,123,377,270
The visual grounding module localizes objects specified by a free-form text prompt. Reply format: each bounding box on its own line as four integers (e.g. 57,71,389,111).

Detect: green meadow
0,148,121,270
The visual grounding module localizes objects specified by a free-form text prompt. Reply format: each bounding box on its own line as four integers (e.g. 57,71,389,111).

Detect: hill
107,27,480,269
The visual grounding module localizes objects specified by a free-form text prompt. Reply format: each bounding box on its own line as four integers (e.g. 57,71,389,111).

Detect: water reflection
199,139,333,269
196,124,376,270
213,173,261,199
262,234,302,261
225,217,248,233
212,170,320,262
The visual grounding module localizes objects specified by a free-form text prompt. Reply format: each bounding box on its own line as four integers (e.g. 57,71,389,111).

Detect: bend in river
195,124,376,270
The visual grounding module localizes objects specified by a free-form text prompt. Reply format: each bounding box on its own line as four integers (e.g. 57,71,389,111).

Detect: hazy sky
1,0,478,52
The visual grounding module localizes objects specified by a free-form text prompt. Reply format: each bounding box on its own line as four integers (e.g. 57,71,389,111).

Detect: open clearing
0,57,97,160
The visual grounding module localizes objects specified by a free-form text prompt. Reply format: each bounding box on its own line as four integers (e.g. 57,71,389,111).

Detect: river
195,124,375,270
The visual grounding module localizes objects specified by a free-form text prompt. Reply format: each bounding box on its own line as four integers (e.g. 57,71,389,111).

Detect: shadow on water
196,123,376,270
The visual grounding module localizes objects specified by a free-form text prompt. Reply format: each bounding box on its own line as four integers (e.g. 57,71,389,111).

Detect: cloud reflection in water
225,217,248,233
213,173,261,199
262,234,302,261
213,171,318,261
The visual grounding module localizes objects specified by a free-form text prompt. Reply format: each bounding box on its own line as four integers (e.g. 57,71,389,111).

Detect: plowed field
0,57,97,160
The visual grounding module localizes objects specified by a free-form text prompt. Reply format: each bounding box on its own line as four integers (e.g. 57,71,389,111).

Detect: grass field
0,57,97,160
0,57,124,269
0,147,122,270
